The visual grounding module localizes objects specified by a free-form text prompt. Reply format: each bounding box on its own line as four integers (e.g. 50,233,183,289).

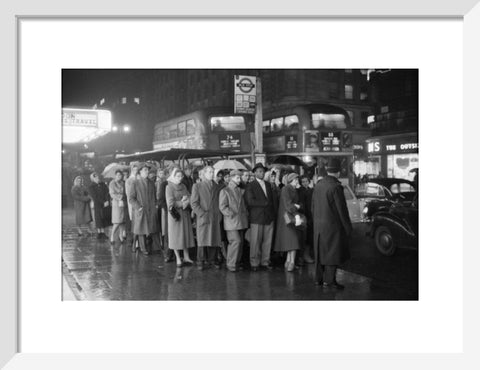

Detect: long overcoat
127,178,159,235
71,185,92,225
165,182,195,250
88,182,112,228
311,176,352,265
274,184,301,252
191,180,222,247
244,179,277,225
219,182,248,231
109,179,126,224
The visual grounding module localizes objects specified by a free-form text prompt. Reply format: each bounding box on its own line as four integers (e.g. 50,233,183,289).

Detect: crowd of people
70,158,352,289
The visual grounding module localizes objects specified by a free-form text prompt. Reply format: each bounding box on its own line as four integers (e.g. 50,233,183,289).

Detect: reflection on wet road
62,211,417,301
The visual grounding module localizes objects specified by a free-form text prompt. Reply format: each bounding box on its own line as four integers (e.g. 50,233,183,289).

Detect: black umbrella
271,155,306,167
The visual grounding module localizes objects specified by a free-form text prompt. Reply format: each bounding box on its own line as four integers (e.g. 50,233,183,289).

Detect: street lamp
112,125,118,132
123,125,131,133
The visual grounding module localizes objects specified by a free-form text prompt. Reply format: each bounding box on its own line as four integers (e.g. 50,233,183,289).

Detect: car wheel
374,226,396,256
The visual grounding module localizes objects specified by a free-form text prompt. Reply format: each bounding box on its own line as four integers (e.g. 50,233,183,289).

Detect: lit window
381,106,389,113
311,113,346,129
367,115,375,124
360,92,368,100
270,117,284,132
121,97,127,104
210,116,246,132
284,115,299,130
262,120,270,133
134,97,140,104
186,119,195,135
344,85,353,99
100,98,105,106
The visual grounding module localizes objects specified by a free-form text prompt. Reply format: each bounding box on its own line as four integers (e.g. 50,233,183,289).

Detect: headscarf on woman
167,167,183,185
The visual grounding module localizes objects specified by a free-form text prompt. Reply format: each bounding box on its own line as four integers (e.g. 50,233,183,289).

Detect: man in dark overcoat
128,164,161,255
311,158,352,289
191,166,223,270
244,163,277,271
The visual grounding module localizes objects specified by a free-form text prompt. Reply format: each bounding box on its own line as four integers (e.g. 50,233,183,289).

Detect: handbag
169,205,181,221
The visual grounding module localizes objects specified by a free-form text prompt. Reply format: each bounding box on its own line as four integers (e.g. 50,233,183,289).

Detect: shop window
121,97,127,104
345,85,353,99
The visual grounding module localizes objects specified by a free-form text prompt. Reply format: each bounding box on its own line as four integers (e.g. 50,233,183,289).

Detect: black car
355,178,417,220
367,194,418,256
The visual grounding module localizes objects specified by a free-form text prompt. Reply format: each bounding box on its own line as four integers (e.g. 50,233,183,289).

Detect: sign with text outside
219,133,241,150
234,75,257,115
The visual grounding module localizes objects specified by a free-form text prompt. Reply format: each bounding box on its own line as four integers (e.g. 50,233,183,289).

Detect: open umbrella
102,162,130,179
213,159,247,171
271,155,306,167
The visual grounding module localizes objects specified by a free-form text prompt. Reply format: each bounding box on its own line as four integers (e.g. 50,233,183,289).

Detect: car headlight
362,206,369,215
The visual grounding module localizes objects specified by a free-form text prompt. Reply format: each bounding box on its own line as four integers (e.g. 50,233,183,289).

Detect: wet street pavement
62,209,418,301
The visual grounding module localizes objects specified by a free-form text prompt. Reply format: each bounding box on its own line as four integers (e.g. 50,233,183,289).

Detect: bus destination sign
219,133,241,150
234,75,257,115
320,131,341,152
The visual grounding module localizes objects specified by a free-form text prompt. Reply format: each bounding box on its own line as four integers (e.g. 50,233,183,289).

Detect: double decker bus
153,107,254,154
262,103,355,183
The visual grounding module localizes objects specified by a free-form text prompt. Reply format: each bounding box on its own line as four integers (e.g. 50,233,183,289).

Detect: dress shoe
176,262,183,268
322,282,345,290
183,260,194,266
261,264,273,271
227,267,237,272
251,266,259,272
304,255,315,264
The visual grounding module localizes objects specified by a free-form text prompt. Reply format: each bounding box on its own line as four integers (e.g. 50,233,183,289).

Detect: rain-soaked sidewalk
62,209,415,301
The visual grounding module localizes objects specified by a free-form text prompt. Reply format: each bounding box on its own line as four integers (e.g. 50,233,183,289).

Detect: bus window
271,117,284,132
178,121,186,137
284,115,299,130
263,120,270,134
186,119,195,135
210,116,246,132
311,113,347,129
167,123,178,139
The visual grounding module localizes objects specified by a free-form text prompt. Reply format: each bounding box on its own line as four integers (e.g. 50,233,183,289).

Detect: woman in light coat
109,170,127,243
71,176,94,236
166,168,196,267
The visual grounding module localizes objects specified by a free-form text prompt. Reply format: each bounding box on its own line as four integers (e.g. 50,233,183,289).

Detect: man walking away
311,158,353,290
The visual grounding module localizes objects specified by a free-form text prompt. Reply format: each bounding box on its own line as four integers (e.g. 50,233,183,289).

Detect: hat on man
252,162,268,173
138,162,149,171
286,173,299,184
230,169,243,177
326,158,341,173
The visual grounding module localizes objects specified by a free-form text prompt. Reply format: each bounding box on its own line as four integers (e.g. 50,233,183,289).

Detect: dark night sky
62,69,135,107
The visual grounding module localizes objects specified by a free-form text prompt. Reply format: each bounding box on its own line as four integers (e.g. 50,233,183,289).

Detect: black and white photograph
61,69,419,301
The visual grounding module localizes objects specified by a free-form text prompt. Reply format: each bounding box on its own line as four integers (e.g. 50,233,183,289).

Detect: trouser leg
207,247,218,264
237,230,244,265
197,246,207,263
260,222,273,266
249,224,262,267
138,235,148,253
151,233,161,252
324,265,337,284
314,235,323,283
226,230,241,268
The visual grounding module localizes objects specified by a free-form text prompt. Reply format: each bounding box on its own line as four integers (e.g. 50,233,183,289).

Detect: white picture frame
2,0,480,368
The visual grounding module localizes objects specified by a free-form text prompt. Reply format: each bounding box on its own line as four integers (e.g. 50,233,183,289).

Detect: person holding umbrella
109,170,127,244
